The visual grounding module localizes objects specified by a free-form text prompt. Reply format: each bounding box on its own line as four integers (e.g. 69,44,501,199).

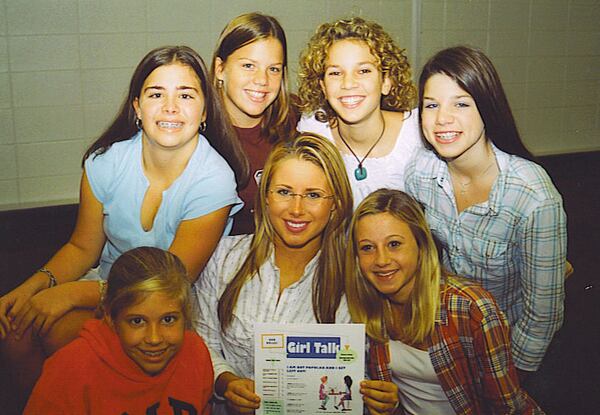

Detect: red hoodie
25,319,213,415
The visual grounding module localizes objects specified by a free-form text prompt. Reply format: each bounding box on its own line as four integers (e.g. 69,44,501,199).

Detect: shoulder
442,276,503,320
208,234,252,270
497,150,562,204
405,146,441,181
297,113,333,138
85,134,140,170
193,136,236,178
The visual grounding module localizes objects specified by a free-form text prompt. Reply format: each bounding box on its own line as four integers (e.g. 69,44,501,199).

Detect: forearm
37,241,103,285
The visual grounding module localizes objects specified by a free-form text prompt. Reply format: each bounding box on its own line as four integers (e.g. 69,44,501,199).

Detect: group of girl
0,11,566,415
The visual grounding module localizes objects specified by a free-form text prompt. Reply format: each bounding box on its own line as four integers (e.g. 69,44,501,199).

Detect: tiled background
0,0,598,209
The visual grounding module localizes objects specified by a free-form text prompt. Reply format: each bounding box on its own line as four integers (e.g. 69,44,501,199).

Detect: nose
435,105,453,125
162,95,179,113
253,68,268,86
374,247,390,266
144,323,163,345
289,194,306,217
341,72,356,89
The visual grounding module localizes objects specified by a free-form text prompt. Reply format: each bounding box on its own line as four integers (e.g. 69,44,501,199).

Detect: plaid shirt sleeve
470,294,543,414
511,197,567,371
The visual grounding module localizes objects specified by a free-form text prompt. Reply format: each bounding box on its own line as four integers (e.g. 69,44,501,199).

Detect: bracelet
98,280,107,305
38,267,57,288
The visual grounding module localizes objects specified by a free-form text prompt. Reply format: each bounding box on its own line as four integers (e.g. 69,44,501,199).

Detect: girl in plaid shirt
345,189,541,414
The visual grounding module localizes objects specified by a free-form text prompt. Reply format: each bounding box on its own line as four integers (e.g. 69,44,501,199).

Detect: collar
266,246,322,288
431,144,509,216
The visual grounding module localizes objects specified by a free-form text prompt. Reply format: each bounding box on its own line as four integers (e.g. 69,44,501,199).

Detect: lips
373,269,398,279
284,220,309,233
139,348,168,361
244,89,268,102
338,95,365,109
157,121,183,129
434,131,460,144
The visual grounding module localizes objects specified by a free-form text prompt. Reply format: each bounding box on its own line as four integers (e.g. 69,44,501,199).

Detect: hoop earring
199,121,207,132
217,79,224,88
135,117,142,130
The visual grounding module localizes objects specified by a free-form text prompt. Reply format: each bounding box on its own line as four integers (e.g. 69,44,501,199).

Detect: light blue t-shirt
85,131,243,279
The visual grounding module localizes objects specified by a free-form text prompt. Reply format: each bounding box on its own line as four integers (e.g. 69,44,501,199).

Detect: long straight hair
212,12,295,144
345,189,441,344
418,46,534,160
83,45,249,186
218,132,353,330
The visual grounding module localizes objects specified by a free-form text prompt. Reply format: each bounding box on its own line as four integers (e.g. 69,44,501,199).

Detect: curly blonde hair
297,17,416,123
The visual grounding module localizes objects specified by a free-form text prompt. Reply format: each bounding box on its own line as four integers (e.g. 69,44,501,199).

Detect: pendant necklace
337,116,386,181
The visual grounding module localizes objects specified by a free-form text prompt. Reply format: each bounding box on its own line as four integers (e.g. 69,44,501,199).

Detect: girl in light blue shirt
0,46,246,395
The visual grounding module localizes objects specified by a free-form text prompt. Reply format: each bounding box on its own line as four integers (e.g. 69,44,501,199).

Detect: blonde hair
103,247,192,329
212,12,294,143
345,189,440,344
297,17,416,124
218,132,353,329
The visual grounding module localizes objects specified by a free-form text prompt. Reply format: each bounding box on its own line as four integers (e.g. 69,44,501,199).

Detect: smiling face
319,39,391,126
267,157,335,256
215,37,284,128
421,73,487,161
133,63,205,152
355,212,419,304
112,291,185,376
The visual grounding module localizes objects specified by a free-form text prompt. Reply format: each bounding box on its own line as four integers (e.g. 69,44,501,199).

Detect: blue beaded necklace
337,116,386,181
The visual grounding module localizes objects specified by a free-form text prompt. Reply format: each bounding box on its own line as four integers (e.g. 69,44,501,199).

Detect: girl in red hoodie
25,247,213,415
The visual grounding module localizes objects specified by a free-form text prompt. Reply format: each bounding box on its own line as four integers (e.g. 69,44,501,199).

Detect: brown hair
419,46,533,160
103,247,192,329
83,45,249,186
212,12,296,144
298,17,416,124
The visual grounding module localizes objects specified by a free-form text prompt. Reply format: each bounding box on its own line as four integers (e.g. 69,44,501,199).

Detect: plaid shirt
368,277,543,415
405,146,566,371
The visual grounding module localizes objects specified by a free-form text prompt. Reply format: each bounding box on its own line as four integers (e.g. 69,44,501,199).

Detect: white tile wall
0,0,598,209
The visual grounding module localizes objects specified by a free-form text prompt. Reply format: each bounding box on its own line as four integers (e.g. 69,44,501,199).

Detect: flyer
255,323,365,415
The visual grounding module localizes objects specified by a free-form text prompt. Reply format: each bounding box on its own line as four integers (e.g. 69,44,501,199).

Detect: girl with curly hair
297,17,421,208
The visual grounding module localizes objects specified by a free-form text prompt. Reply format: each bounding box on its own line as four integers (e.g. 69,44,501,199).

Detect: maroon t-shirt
232,124,272,235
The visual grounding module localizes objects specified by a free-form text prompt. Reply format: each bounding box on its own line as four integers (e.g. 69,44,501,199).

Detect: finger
14,306,36,338
363,395,397,414
225,391,261,410
37,312,57,337
362,380,397,393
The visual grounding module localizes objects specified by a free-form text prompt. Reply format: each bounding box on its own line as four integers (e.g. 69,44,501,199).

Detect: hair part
103,246,192,329
83,45,249,187
345,189,441,345
212,12,296,144
297,16,416,124
218,132,353,330
418,45,533,160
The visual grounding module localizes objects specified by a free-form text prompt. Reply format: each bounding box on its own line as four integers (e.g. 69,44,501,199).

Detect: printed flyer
255,323,365,415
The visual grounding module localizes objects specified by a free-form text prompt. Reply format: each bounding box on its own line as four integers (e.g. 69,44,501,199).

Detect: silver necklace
337,117,386,181
455,161,496,195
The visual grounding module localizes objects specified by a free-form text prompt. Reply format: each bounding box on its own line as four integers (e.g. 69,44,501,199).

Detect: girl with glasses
194,132,353,414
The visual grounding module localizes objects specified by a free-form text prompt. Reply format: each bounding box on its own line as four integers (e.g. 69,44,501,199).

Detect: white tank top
388,339,456,415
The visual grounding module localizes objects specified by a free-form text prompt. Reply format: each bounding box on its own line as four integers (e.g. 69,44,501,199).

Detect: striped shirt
194,234,351,382
368,276,543,415
405,146,567,371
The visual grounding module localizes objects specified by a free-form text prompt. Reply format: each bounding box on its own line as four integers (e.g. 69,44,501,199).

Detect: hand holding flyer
255,323,365,414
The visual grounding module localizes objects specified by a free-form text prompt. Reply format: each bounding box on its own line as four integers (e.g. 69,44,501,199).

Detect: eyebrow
143,85,199,93
423,94,472,100
326,61,377,68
